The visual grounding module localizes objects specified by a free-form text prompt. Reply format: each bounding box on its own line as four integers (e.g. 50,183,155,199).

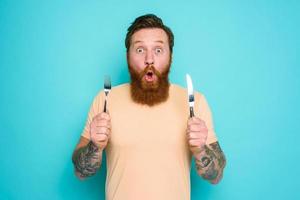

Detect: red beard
128,64,171,106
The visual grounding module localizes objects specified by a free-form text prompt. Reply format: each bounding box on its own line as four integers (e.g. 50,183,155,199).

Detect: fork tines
103,75,111,113
104,76,111,94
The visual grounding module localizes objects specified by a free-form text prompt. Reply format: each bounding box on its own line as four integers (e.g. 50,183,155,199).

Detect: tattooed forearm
72,141,103,179
194,142,226,184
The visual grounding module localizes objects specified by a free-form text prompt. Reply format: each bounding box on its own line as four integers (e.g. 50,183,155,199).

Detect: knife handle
190,107,194,118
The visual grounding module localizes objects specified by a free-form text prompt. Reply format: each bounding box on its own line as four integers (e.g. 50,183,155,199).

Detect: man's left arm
193,141,226,184
187,117,226,184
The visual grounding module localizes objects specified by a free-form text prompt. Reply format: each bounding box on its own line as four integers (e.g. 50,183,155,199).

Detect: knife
186,74,195,118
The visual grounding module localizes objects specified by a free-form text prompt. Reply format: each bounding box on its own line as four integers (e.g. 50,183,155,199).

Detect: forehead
131,28,169,45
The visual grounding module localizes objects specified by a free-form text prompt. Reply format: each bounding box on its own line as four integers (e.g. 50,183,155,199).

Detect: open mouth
145,71,155,82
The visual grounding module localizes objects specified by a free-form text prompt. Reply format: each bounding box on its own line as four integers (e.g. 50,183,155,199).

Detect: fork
103,75,111,113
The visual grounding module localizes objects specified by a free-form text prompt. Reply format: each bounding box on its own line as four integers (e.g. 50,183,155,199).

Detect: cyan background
1,0,299,199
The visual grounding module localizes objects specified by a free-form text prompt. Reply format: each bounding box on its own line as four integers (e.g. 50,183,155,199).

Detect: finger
106,132,111,139
188,138,206,147
188,126,208,133
95,120,111,128
188,118,204,126
97,140,108,147
187,131,200,139
99,112,111,120
94,118,111,126
188,124,202,132
93,112,111,121
90,124,111,131
188,131,207,140
97,126,110,134
92,126,110,135
200,127,208,133
188,139,202,147
95,132,110,141
91,120,111,130
95,134,108,142
93,113,102,121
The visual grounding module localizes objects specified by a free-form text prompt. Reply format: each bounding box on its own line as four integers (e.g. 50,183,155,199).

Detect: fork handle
103,99,107,113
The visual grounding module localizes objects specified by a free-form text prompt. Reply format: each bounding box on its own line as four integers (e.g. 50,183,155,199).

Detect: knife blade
186,74,195,118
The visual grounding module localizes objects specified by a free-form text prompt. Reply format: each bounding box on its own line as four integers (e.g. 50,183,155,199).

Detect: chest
108,99,189,150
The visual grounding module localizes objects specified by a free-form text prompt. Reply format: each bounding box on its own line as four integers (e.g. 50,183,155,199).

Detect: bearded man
72,14,226,200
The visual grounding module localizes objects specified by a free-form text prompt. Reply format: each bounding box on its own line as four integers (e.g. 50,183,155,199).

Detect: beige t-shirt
81,83,218,200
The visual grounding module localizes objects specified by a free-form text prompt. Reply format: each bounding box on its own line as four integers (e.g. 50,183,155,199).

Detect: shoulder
170,83,205,99
111,83,130,92
93,83,130,101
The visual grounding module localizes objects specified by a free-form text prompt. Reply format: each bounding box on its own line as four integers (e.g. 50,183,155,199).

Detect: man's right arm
72,136,103,180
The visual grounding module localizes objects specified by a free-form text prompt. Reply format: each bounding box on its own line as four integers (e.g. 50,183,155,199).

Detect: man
72,14,226,200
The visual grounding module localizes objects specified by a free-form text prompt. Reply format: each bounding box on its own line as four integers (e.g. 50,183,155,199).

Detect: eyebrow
133,40,165,45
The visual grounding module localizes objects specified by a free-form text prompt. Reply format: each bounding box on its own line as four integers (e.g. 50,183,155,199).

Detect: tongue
145,74,155,82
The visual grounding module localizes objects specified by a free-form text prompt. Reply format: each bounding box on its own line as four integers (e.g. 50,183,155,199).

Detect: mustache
138,65,162,79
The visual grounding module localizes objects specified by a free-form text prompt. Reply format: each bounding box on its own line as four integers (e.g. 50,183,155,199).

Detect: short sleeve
81,91,105,140
194,92,218,144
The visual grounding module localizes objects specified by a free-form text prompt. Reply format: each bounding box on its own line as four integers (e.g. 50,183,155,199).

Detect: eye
136,48,144,54
155,48,163,54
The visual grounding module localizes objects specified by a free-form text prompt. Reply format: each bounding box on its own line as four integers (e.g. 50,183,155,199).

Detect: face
127,28,172,106
128,28,171,87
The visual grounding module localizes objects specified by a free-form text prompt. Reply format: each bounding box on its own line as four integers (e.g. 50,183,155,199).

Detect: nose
145,51,154,66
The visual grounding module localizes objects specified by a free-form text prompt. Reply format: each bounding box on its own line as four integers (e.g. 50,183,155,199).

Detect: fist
187,117,208,154
90,112,111,150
